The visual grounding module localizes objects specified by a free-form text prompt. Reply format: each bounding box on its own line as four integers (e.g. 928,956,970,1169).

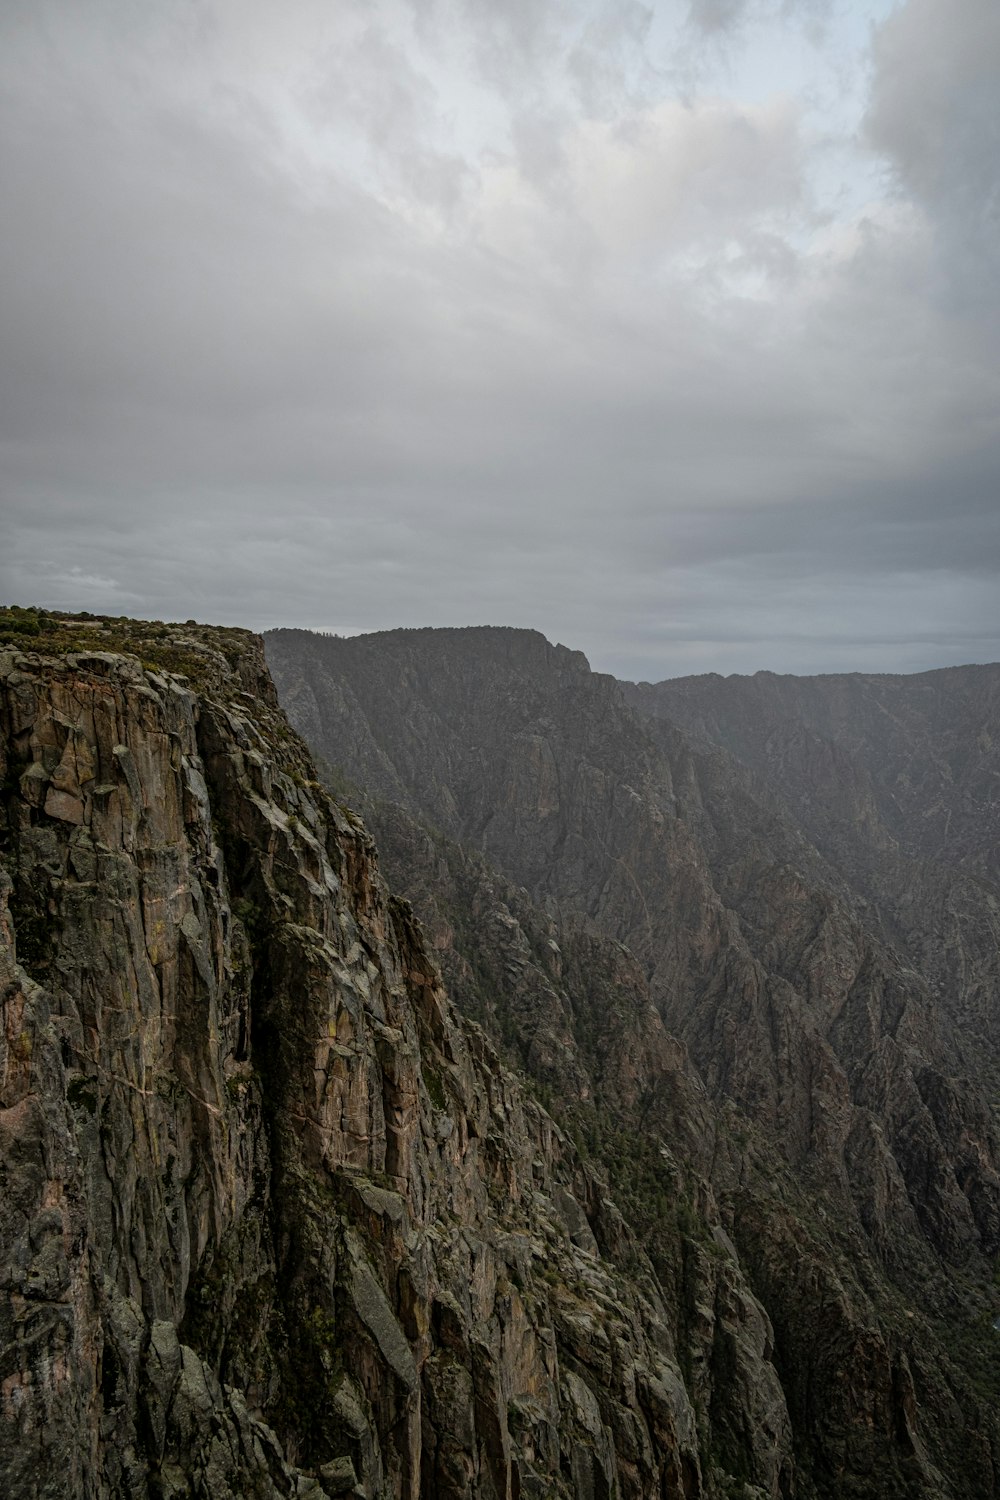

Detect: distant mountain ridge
266,623,1000,1499
625,661,1000,873
623,663,1000,1090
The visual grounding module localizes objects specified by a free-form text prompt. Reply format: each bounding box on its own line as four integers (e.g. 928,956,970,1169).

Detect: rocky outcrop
1,615,800,1499
265,624,1000,1498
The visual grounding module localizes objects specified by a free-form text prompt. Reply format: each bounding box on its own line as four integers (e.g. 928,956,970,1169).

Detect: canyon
1,608,999,1498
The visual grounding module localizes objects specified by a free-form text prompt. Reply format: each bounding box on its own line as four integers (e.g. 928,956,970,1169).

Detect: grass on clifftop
0,605,256,689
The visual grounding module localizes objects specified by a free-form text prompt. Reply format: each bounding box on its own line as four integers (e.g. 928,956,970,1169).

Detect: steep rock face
624,666,1000,875
623,667,1000,1085
262,631,1000,1251
1,618,796,1499
265,624,1000,1498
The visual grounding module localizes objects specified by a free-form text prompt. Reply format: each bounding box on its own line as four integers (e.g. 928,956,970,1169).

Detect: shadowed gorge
1,612,1000,1497
265,623,1000,1498
0,614,784,1499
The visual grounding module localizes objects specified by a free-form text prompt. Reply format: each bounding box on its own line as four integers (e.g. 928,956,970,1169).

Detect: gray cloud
865,0,1000,313
686,0,749,34
1,0,997,679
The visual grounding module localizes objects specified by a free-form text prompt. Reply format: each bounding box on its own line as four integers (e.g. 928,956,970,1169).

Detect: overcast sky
2,0,998,679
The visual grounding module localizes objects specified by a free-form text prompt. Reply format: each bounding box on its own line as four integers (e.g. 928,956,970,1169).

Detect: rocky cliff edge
0,615,793,1499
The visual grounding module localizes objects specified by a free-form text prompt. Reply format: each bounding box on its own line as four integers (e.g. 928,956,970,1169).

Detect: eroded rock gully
1,622,799,1499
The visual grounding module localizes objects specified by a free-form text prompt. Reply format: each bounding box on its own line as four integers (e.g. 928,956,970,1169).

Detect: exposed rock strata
265,624,1000,1498
1,618,789,1498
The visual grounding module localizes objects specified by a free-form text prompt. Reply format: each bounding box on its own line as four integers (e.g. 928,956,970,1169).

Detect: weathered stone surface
1,619,718,1499
265,623,1000,1498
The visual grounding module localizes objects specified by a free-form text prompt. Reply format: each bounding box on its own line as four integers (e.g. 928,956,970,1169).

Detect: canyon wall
2,617,795,1499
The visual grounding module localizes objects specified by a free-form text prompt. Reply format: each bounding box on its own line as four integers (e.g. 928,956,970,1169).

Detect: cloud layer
2,0,998,678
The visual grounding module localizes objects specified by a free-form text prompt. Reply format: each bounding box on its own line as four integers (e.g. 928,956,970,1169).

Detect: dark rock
265,623,1000,1498
1,620,712,1498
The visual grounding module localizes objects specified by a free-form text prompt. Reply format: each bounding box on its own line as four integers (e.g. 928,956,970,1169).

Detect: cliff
623,666,1000,1090
264,624,1000,1499
1,613,789,1499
